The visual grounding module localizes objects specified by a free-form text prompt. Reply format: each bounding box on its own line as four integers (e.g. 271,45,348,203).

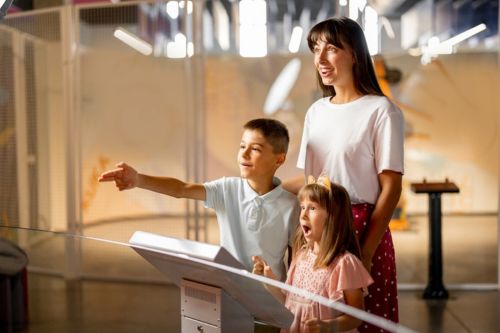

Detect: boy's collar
243,177,283,201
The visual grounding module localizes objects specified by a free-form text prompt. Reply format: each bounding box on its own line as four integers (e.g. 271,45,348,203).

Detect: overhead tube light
113,27,153,56
239,0,268,57
364,6,378,55
433,23,487,54
166,1,179,19
421,23,487,63
0,0,14,19
288,26,303,53
380,16,395,39
441,23,487,48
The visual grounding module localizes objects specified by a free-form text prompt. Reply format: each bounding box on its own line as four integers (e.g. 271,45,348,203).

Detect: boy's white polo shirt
204,177,299,281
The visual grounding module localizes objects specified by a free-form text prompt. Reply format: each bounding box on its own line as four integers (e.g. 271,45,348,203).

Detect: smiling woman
283,17,405,333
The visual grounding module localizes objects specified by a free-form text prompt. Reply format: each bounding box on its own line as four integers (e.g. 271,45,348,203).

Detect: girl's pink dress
282,250,373,333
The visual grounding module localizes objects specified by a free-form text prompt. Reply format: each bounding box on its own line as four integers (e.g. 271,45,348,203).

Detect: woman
285,17,404,332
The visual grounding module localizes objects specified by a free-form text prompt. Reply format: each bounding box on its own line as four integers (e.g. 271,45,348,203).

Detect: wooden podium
128,231,293,333
411,179,459,299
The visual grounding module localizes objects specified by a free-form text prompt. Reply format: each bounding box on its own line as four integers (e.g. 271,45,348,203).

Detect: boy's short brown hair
243,118,289,154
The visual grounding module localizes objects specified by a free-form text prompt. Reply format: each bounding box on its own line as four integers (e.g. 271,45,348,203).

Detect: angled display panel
129,231,293,330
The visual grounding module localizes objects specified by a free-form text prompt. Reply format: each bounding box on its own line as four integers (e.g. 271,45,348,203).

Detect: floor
20,276,500,333
3,214,499,333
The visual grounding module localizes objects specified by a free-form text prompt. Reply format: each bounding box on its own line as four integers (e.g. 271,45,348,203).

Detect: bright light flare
178,0,193,15
166,1,179,19
288,26,303,53
239,0,268,58
364,6,378,55
113,27,153,56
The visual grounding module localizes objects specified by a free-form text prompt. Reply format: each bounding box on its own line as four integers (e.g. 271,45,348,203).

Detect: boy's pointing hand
98,162,139,191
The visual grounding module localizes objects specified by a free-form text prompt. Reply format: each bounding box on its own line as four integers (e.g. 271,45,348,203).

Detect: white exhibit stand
129,231,293,333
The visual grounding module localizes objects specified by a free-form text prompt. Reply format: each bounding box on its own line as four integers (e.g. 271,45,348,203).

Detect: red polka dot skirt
352,203,399,332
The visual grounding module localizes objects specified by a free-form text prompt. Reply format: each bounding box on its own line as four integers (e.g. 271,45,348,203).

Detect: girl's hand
252,256,286,304
252,255,265,276
251,256,277,279
304,318,329,333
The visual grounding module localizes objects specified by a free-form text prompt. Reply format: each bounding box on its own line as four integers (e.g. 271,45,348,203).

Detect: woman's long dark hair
294,182,361,268
307,16,384,98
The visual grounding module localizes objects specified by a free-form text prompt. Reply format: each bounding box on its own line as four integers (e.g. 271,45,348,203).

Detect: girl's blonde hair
293,182,361,268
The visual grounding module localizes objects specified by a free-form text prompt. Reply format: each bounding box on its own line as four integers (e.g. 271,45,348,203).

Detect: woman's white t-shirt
297,95,404,204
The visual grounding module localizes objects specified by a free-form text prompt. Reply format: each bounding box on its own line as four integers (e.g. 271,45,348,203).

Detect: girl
253,175,373,333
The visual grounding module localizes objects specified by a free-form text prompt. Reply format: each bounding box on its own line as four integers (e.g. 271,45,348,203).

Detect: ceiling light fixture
421,23,487,64
288,26,303,53
0,0,14,19
113,27,153,56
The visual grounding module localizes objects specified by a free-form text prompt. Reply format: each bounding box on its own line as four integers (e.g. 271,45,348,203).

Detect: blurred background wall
0,0,498,286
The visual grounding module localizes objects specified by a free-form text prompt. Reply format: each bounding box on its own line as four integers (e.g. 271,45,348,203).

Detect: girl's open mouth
302,224,311,236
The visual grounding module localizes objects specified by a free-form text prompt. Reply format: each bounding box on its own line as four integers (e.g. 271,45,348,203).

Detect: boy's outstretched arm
252,256,286,304
98,162,206,201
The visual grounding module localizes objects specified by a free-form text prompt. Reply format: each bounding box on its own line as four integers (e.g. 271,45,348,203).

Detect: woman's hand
362,170,402,272
361,251,374,273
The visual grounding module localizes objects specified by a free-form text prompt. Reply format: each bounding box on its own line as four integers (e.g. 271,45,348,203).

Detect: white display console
129,231,293,333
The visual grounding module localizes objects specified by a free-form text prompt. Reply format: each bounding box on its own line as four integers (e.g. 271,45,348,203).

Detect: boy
99,118,299,280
